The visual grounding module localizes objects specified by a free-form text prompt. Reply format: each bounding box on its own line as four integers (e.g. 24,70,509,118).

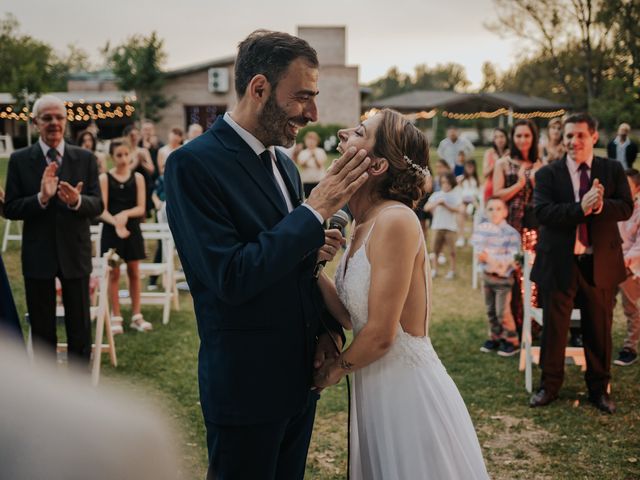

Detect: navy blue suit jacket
165,118,341,425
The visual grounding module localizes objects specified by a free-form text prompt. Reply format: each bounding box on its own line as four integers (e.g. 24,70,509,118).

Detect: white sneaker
437,254,447,265
130,313,153,332
444,270,455,280
455,238,465,248
110,315,124,335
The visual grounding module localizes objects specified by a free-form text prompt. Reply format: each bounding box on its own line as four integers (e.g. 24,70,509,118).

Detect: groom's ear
248,74,271,103
369,158,389,177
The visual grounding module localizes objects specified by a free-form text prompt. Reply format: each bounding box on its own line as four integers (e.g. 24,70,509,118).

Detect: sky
6,0,522,88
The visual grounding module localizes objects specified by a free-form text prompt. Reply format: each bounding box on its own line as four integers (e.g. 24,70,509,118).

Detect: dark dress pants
539,255,614,396
25,274,92,364
206,391,319,480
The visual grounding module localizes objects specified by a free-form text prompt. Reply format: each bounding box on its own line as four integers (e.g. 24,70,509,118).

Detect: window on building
185,105,226,131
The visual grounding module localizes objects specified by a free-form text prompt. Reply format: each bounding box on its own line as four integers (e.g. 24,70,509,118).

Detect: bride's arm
314,208,420,387
317,272,352,330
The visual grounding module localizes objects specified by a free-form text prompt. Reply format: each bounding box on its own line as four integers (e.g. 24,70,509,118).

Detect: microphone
314,209,351,278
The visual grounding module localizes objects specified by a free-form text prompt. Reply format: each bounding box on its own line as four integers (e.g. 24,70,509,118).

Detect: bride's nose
338,129,348,142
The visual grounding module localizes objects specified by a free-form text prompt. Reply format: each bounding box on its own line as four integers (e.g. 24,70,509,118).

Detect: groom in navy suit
165,30,370,479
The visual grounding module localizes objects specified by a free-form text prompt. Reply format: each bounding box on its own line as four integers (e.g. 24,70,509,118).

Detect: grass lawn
1,150,639,479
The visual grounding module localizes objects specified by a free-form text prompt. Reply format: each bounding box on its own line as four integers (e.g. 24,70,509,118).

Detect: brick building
155,26,360,140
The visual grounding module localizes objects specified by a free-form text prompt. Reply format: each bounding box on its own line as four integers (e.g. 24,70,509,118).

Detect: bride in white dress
314,109,489,479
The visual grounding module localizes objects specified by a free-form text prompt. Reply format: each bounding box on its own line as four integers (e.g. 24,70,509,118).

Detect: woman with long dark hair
482,127,509,203
492,119,542,342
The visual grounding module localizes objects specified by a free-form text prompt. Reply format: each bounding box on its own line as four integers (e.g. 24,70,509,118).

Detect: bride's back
356,203,430,338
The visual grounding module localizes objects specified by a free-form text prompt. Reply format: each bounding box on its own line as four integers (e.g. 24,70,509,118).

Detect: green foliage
296,124,345,152
367,63,471,100
0,13,69,103
106,32,169,122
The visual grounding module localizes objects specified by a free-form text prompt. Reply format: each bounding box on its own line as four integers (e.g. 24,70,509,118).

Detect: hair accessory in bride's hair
403,155,431,178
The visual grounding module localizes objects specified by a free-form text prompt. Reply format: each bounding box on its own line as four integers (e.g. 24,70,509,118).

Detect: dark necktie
578,163,590,247
46,148,59,166
260,150,287,208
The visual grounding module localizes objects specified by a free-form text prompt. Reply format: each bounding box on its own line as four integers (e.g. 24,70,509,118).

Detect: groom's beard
256,93,307,148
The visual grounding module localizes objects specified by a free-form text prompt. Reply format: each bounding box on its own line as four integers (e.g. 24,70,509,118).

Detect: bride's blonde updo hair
371,109,430,208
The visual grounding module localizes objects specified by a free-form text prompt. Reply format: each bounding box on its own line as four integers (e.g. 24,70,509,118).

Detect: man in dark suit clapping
530,113,633,413
4,95,103,364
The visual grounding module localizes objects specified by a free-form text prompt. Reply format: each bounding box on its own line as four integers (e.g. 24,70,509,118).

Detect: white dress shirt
566,154,597,254
223,112,323,222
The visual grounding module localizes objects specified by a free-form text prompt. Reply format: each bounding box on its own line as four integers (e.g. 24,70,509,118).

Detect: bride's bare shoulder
369,204,421,253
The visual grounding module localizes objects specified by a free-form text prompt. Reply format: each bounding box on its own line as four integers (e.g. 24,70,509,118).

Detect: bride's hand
317,228,344,264
313,359,342,389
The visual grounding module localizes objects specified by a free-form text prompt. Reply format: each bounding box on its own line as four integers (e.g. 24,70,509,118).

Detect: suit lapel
234,145,289,217
212,118,290,217
275,149,302,207
590,156,605,189
558,156,577,203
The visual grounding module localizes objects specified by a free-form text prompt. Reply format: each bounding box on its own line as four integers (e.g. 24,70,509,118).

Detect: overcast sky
7,0,521,88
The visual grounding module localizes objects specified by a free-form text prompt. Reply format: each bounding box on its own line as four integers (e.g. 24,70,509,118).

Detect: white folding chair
119,223,176,325
519,250,585,393
90,223,103,259
471,200,485,290
2,219,22,252
27,251,117,386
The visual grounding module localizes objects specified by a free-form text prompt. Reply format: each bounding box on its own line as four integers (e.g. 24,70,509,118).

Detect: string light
1,101,135,122
363,107,566,122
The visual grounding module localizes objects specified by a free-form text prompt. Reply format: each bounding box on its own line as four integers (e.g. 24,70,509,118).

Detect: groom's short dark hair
235,30,318,98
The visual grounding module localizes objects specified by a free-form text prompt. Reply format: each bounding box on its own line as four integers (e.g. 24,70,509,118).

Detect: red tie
578,163,590,247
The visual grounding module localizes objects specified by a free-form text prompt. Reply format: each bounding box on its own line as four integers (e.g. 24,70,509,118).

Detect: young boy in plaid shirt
471,196,522,357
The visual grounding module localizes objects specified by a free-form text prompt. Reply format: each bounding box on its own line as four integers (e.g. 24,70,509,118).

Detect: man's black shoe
529,389,558,408
588,393,616,414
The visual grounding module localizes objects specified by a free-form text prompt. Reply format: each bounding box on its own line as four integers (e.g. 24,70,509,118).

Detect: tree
106,32,169,121
486,0,613,110
480,62,501,92
0,14,93,102
367,63,470,99
0,14,56,104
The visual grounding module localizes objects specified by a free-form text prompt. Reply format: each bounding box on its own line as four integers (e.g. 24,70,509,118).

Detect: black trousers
538,255,614,396
206,392,318,480
25,275,92,364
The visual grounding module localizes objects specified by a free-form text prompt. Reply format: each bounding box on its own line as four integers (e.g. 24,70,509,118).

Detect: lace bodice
335,207,443,369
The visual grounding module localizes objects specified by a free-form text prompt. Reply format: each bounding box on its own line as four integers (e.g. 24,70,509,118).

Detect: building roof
165,56,236,79
364,90,570,113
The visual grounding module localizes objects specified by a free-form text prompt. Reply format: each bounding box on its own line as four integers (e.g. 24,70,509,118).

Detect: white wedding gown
335,206,489,480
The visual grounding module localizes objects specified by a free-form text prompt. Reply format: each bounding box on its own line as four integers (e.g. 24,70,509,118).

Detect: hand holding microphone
314,210,351,278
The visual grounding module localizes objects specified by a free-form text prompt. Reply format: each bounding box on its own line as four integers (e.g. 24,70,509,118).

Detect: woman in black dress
100,141,151,333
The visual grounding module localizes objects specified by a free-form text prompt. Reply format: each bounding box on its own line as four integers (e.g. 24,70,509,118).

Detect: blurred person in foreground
185,122,204,143
3,95,103,365
0,334,179,480
165,30,369,479
530,113,632,413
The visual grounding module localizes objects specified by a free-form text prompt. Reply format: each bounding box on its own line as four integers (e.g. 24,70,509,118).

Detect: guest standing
0,187,20,337
99,141,150,333
482,127,509,203
541,118,565,164
437,126,475,171
607,123,638,170
3,95,103,364
295,131,327,198
492,119,542,334
530,113,632,413
76,130,107,174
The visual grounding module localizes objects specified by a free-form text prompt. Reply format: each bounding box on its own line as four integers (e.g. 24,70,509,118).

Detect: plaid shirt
471,220,521,277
